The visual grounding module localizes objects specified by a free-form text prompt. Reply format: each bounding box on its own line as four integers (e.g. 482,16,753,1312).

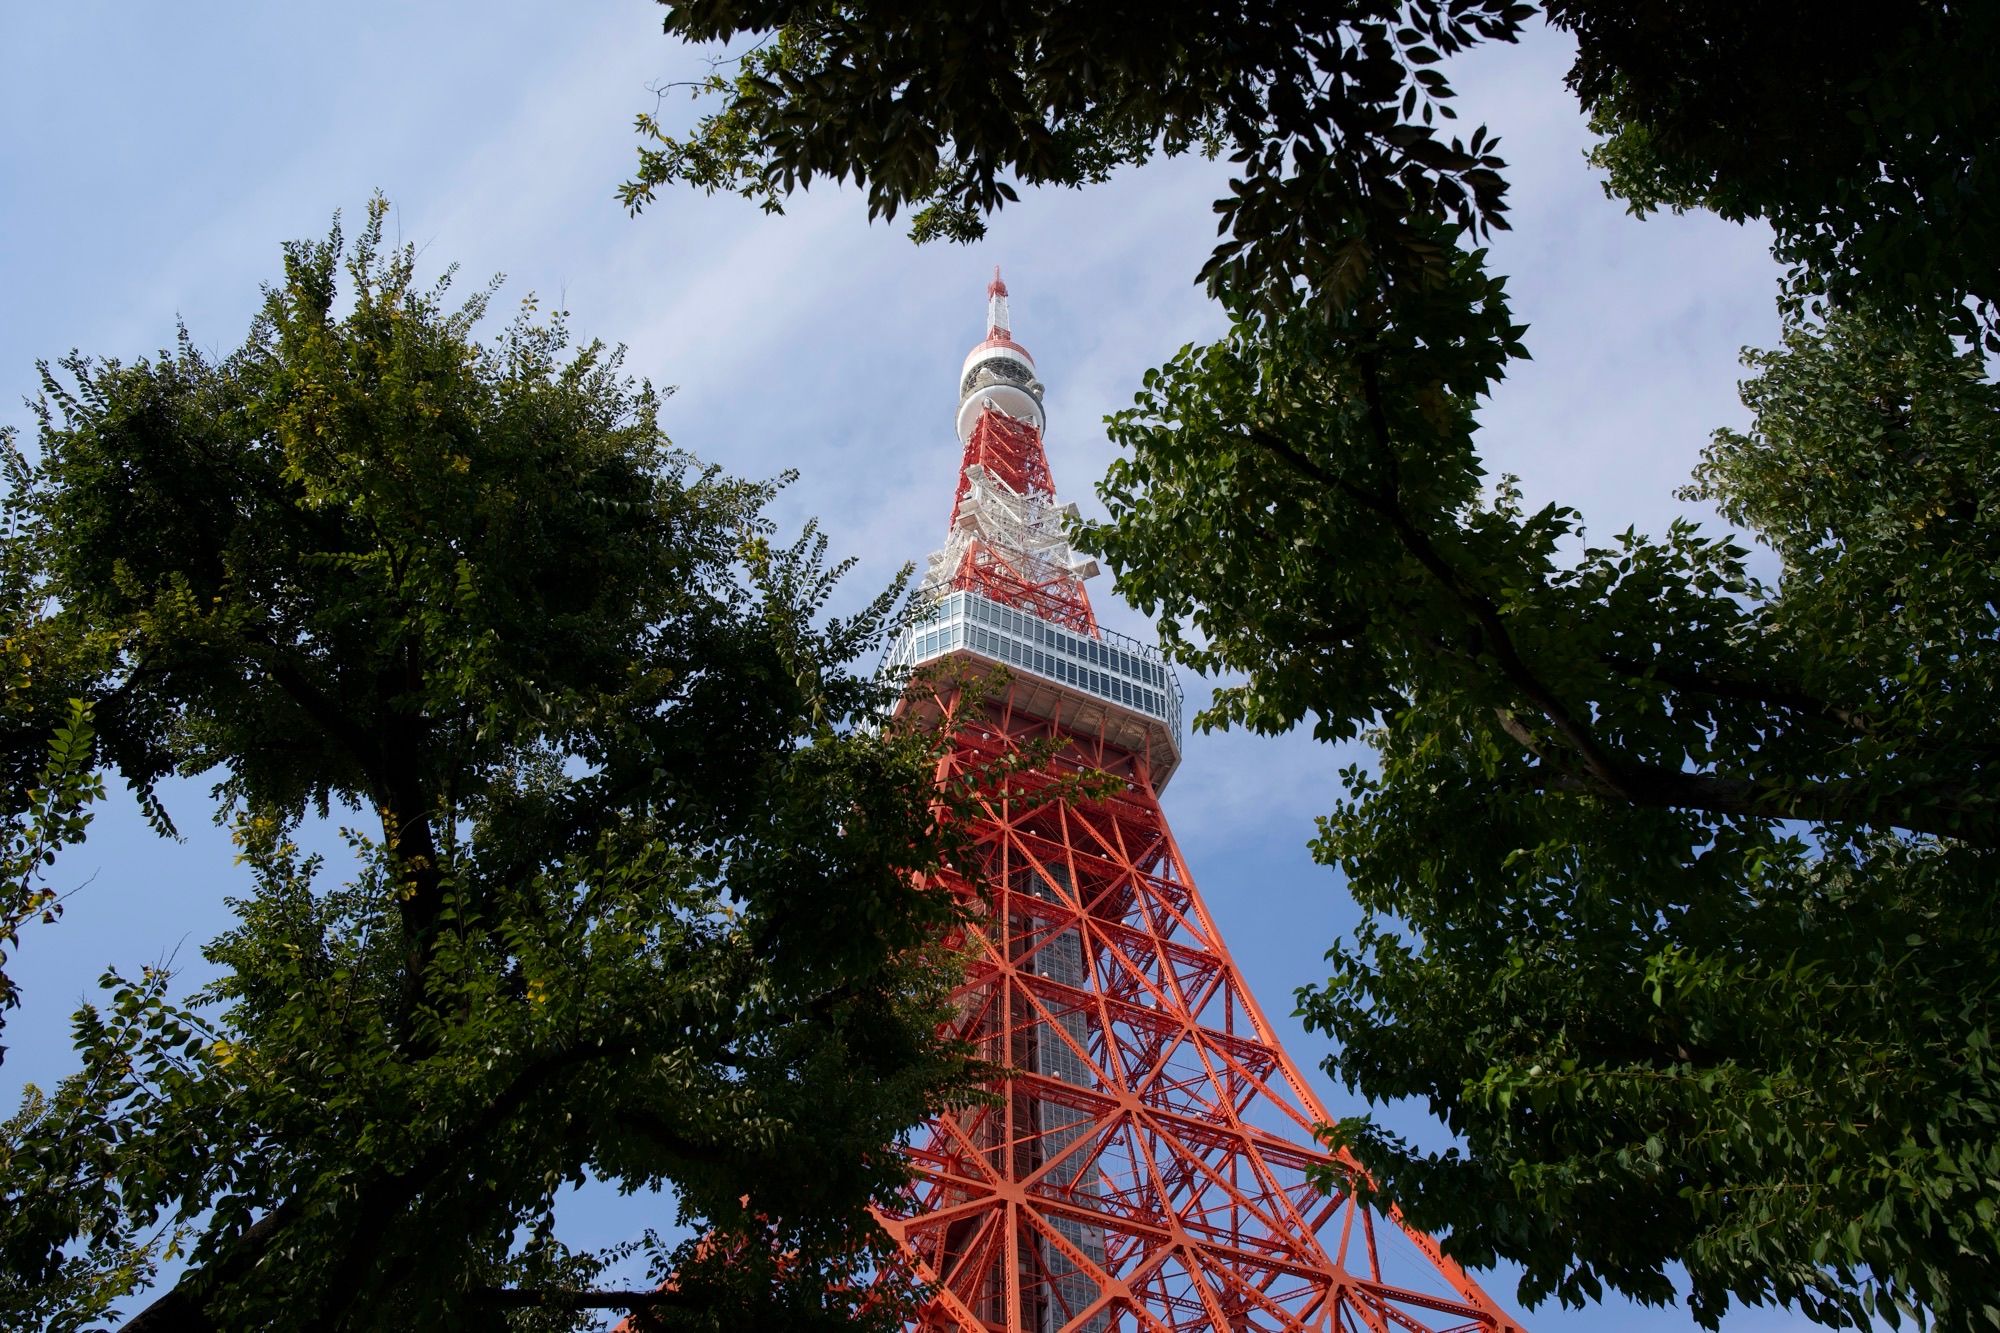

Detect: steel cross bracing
873,684,1523,1333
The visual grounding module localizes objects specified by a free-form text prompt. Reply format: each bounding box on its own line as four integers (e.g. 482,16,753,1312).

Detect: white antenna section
986,266,1011,338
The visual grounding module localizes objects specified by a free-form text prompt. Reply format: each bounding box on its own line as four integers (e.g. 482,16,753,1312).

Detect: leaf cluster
1551,1,2000,347
628,0,1527,316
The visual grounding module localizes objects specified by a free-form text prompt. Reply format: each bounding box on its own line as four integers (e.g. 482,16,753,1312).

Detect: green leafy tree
0,198,978,1331
626,1,2000,1327
1098,302,2000,1330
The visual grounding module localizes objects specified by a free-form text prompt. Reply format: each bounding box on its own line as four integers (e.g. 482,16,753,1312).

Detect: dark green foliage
0,200,975,1330
1092,304,2000,1327
1301,315,2000,1329
1088,291,2000,1326
629,0,1529,317
1551,1,2000,347
627,2,2000,1327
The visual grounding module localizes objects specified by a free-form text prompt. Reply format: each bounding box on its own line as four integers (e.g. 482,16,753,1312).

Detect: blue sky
2,3,1825,1328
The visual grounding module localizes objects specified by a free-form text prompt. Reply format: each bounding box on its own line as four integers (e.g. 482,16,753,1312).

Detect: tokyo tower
871,273,1527,1333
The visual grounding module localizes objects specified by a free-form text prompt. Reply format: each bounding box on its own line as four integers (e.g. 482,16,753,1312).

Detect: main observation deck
884,587,1184,790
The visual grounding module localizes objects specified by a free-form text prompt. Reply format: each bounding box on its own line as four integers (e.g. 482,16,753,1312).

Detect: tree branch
1240,378,2000,847
1524,764,1999,845
1246,415,1639,795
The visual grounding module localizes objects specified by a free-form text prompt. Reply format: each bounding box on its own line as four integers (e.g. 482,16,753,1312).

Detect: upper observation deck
883,587,1184,790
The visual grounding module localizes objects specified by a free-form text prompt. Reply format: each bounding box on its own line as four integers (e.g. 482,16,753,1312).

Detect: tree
0,198,977,1331
1100,300,2000,1331
626,2,2000,1327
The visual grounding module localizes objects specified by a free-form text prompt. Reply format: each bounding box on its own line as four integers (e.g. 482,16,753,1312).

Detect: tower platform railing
882,588,1183,740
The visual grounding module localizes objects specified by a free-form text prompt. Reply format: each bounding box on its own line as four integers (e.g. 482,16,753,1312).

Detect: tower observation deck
871,274,1527,1333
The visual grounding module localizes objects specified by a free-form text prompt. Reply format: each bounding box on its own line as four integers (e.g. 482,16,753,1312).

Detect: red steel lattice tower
873,274,1527,1333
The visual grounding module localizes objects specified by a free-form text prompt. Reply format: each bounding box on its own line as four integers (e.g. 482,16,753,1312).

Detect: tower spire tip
984,267,1012,340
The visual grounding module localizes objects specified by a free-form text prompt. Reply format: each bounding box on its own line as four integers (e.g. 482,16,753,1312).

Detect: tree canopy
628,2,2000,1328
1,200,976,1330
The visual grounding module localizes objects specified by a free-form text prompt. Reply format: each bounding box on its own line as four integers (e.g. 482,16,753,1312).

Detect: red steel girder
876,682,1528,1333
